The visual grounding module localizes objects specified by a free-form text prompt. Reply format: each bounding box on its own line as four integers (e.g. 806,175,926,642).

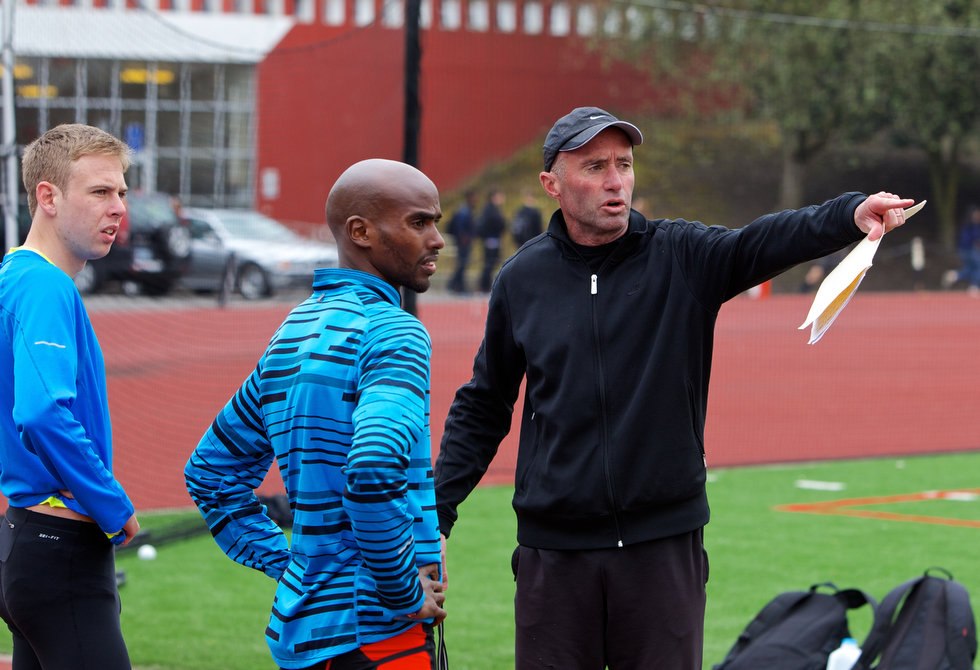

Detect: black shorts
513,530,708,670
0,507,130,670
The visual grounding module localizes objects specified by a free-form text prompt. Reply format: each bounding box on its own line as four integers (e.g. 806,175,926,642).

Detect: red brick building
3,0,697,225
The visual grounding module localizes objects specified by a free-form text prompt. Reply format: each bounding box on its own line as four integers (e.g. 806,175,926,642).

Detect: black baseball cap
542,106,643,172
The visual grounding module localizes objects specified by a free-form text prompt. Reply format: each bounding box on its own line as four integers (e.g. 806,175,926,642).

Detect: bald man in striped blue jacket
185,159,447,670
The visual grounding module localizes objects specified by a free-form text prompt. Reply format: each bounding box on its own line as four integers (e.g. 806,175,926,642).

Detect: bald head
326,159,436,232
323,159,444,290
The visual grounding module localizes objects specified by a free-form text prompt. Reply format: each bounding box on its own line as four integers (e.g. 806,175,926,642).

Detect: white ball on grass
137,544,158,560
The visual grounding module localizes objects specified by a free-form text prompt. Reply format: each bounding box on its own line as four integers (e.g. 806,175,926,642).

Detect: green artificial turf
1,452,976,669
703,452,980,667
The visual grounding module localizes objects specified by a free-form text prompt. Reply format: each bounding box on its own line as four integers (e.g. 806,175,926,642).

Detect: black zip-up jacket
435,193,867,550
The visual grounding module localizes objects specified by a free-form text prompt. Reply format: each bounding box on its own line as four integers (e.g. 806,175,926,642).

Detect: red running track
6,292,980,513
0,291,977,670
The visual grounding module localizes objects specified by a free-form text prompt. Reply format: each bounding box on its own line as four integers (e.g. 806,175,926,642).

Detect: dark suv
74,192,192,295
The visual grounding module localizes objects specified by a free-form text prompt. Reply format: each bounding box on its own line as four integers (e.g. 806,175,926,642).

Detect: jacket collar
546,208,649,260
312,267,402,306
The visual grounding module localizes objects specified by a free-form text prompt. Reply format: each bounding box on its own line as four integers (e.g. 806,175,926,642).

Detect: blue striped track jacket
185,268,441,668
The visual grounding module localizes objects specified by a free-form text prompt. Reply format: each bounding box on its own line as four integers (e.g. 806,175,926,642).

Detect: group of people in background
445,186,544,295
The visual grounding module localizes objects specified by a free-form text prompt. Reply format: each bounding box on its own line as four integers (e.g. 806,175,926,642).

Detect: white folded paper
800,200,926,344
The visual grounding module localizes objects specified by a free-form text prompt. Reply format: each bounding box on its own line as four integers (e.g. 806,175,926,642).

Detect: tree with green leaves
598,1,980,247
853,0,980,249
598,1,866,210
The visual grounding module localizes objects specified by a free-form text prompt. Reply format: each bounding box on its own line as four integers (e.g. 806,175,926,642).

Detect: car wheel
237,263,271,300
74,263,103,295
167,226,192,259
121,280,143,296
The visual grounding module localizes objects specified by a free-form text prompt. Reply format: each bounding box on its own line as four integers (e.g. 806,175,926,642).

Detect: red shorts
289,624,435,670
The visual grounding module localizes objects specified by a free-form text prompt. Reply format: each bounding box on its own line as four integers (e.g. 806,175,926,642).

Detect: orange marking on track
777,489,980,528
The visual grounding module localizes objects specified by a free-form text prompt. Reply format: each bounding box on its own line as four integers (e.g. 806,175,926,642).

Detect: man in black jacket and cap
435,106,915,669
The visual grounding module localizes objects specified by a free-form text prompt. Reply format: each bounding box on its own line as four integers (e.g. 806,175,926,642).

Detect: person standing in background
185,158,447,670
446,189,477,294
0,123,140,669
511,189,543,248
942,204,980,295
477,188,507,292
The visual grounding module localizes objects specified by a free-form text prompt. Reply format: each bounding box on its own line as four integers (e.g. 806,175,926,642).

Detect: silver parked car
182,208,338,300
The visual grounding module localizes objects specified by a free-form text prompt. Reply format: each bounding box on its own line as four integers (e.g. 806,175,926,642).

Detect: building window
187,63,216,101
11,57,258,206
549,2,569,35
678,10,698,40
47,58,77,99
495,0,515,32
156,110,182,147
156,157,181,196
119,61,149,100
324,0,345,24
649,8,672,35
295,0,313,20
624,5,645,39
523,1,543,34
419,0,431,28
225,65,254,104
354,0,374,25
603,7,621,35
576,4,595,35
263,0,285,14
382,0,403,27
702,10,721,40
15,107,37,148
440,0,460,29
467,0,488,31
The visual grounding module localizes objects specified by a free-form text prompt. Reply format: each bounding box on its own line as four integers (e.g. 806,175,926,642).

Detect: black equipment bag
714,582,875,670
855,568,977,670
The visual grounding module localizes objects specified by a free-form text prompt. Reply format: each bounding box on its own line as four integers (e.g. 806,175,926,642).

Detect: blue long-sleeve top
0,249,134,535
185,268,441,669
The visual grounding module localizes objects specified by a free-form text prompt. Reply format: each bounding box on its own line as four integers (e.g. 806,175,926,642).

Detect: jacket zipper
589,271,624,547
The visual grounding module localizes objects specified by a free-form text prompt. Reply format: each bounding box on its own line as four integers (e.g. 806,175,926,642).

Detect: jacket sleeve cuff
843,193,868,238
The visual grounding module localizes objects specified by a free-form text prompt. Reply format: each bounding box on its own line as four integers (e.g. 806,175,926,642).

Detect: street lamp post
402,0,421,316
1,0,18,251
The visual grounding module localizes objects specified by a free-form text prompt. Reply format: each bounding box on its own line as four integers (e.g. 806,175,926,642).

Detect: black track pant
513,530,708,670
0,507,131,670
